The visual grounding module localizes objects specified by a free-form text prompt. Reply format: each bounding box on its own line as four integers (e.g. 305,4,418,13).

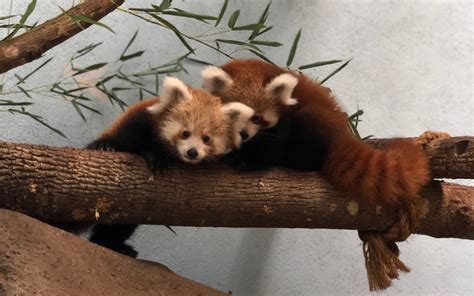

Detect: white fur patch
213,137,227,155
265,73,298,106
221,102,255,121
221,102,255,148
161,120,182,143
201,66,233,93
146,101,169,114
148,77,191,114
263,109,279,128
177,135,207,163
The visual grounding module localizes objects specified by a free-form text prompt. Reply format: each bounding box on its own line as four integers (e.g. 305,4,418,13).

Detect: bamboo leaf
111,87,134,92
69,14,115,33
215,0,228,27
163,9,217,22
116,71,144,85
185,57,214,65
129,7,157,13
320,59,352,84
95,75,116,87
361,135,374,141
158,0,172,11
248,1,271,40
0,15,17,21
140,87,157,96
9,109,66,138
120,51,144,61
254,25,273,37
298,60,343,70
232,23,265,31
0,24,34,29
347,119,361,140
28,20,38,31
249,40,282,47
75,101,102,115
17,86,32,99
227,10,240,28
149,14,194,53
247,49,275,65
74,42,102,59
216,38,262,52
286,29,301,66
97,85,128,110
66,86,89,93
2,0,36,41
120,30,139,59
15,57,53,84
71,100,86,122
154,74,159,95
73,62,107,76
0,99,33,106
348,109,364,121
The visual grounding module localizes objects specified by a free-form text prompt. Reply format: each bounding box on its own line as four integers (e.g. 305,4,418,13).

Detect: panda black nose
187,148,198,159
240,130,249,140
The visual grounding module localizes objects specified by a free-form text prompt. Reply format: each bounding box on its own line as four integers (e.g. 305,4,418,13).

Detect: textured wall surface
1,1,473,295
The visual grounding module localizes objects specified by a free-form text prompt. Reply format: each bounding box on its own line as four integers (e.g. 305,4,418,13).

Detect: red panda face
148,77,254,163
201,65,298,142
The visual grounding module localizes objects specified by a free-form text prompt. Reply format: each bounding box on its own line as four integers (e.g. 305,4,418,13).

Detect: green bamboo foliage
0,0,364,138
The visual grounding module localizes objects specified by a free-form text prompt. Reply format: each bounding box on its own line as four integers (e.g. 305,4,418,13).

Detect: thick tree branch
0,137,472,240
0,209,226,295
0,0,124,74
368,137,474,179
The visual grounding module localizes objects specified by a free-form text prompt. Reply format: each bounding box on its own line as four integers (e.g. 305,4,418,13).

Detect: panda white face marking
149,76,256,163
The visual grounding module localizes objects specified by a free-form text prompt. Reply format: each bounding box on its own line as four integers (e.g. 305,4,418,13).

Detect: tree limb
0,0,124,74
368,137,474,179
0,138,472,240
0,209,226,295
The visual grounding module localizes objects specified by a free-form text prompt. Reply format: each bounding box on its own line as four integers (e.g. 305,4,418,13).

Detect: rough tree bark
0,209,226,296
0,0,125,74
369,137,473,179
0,138,472,240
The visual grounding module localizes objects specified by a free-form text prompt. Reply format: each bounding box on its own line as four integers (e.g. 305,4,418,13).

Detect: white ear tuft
147,77,192,114
146,101,168,114
264,73,298,106
221,102,255,122
201,66,233,94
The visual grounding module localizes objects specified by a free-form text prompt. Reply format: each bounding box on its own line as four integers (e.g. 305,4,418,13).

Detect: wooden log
0,209,226,295
0,0,124,74
0,138,472,239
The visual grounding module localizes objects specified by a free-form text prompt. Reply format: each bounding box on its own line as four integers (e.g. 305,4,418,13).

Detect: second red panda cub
202,59,430,208
87,76,254,257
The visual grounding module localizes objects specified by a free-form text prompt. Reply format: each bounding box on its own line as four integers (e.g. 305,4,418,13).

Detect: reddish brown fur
219,59,430,206
100,91,232,157
101,97,159,139
162,89,230,155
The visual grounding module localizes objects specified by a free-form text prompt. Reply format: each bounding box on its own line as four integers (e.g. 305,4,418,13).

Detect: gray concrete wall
1,1,473,295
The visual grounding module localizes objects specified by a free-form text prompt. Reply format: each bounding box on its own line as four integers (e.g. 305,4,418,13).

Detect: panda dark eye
250,115,262,124
182,131,191,139
202,135,210,143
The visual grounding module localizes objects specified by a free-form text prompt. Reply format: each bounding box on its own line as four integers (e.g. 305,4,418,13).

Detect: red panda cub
87,76,254,257
201,59,430,208
88,76,254,169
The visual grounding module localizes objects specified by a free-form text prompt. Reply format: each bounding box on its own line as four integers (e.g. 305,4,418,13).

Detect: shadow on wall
229,229,277,295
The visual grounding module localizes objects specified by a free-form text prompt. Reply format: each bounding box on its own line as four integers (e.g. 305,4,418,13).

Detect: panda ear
264,73,298,106
147,77,191,114
201,66,233,94
220,102,255,122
